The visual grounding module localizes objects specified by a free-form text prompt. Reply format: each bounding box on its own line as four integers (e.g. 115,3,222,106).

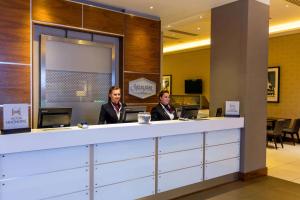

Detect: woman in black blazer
151,90,178,121
98,86,126,124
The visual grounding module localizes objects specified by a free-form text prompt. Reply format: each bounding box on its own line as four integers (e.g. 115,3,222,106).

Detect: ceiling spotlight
150,6,154,10
285,4,289,8
167,25,171,28
197,27,201,30
200,16,203,19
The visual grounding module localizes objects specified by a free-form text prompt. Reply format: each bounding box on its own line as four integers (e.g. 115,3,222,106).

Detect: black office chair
267,119,286,149
216,108,222,117
283,118,300,145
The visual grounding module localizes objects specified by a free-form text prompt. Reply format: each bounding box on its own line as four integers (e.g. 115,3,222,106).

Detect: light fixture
167,25,171,28
200,15,203,19
150,6,154,10
285,4,289,8
163,39,211,53
269,20,300,34
163,20,300,53
197,27,201,30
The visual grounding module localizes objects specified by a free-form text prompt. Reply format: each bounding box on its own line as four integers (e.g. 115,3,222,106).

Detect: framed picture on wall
267,66,280,103
162,75,172,94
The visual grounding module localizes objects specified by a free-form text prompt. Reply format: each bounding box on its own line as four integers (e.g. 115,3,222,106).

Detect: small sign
225,101,240,117
3,104,29,130
129,78,156,99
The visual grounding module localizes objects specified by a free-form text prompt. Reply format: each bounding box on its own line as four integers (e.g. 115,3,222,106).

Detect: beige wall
163,33,300,119
162,48,210,99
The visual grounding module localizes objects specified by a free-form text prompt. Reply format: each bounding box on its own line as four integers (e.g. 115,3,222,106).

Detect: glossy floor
267,142,300,183
176,143,300,200
175,176,300,200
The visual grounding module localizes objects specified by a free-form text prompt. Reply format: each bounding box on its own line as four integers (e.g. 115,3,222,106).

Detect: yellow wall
163,48,210,99
268,33,300,119
163,33,300,119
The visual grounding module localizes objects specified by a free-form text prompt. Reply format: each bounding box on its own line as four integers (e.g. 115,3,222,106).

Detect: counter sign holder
225,101,240,117
1,104,31,134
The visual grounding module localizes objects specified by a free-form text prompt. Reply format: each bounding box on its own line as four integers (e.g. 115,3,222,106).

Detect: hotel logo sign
3,104,29,130
129,78,156,99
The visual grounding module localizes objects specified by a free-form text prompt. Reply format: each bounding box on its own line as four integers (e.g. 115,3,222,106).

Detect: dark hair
159,89,170,98
108,86,121,102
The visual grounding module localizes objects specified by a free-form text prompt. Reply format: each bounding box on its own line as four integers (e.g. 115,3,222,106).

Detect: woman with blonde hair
98,86,126,124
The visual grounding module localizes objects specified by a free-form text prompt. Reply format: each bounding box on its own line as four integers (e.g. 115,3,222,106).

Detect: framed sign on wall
162,75,172,94
267,66,280,103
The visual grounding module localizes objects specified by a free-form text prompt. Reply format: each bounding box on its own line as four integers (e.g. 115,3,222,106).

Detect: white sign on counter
3,104,29,130
225,101,240,117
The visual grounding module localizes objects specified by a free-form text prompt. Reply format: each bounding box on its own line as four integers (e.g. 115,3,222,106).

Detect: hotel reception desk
0,117,244,200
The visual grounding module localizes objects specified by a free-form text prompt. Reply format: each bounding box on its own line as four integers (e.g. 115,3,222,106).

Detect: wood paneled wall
123,15,161,107
32,0,82,27
0,0,30,63
0,0,31,129
83,6,125,35
0,0,161,128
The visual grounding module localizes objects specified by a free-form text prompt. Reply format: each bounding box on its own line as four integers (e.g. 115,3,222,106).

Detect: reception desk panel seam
0,118,243,154
0,118,243,200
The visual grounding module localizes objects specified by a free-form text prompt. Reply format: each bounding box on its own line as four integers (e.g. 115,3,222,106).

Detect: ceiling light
285,4,289,7
163,39,211,53
269,20,300,34
163,20,300,54
167,25,171,28
150,6,154,10
200,15,203,19
197,27,201,30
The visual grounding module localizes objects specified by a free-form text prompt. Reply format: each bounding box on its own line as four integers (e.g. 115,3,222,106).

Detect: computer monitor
180,105,200,119
122,106,147,123
38,107,72,128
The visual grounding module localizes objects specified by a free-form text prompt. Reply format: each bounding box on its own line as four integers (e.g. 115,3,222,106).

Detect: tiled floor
175,176,300,200
267,142,300,183
175,142,300,200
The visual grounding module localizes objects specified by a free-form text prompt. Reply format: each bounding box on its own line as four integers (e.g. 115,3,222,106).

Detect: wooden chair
283,118,300,145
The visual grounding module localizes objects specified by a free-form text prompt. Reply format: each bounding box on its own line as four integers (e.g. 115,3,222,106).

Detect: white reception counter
0,117,244,200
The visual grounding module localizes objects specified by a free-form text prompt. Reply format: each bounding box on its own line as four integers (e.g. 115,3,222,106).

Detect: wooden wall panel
124,15,161,74
0,0,30,64
0,64,30,104
123,72,160,104
32,0,82,27
83,5,125,35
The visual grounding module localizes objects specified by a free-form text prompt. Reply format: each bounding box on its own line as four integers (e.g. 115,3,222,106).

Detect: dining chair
283,118,300,146
267,119,286,149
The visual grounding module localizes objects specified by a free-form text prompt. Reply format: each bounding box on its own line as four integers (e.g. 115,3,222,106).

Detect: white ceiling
91,0,300,47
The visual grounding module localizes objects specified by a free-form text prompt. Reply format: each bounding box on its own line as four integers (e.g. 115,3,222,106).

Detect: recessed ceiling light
200,16,203,19
167,25,171,28
285,4,289,8
150,6,154,10
197,27,201,30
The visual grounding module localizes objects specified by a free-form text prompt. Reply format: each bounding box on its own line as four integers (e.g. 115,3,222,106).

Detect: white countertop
0,117,244,154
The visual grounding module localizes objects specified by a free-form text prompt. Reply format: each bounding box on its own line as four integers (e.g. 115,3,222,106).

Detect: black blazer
151,104,178,121
98,102,126,124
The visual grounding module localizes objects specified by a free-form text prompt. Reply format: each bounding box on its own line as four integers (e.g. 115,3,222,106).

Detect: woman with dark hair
98,86,126,124
151,90,178,121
